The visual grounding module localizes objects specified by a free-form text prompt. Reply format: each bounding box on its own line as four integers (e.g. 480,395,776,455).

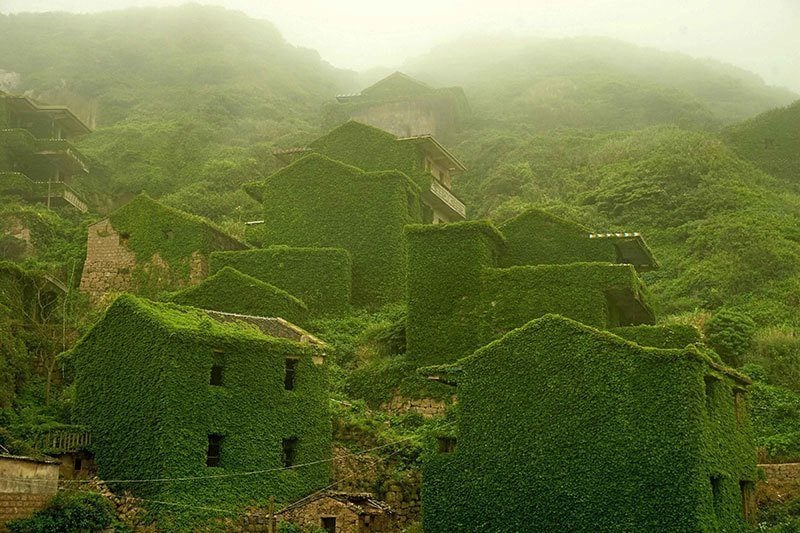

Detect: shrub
7,491,116,533
705,309,756,367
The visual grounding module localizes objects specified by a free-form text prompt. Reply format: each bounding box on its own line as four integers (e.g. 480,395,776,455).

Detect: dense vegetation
1,3,800,529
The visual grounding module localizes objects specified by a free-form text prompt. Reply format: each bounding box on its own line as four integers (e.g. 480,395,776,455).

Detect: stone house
332,72,470,141
0,92,91,212
0,454,59,527
421,314,757,531
277,491,393,533
67,294,331,511
79,194,247,302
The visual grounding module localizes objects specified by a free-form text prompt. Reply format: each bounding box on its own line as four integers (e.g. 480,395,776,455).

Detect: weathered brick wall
760,462,800,482
0,493,52,526
381,395,452,418
0,455,59,527
79,219,137,301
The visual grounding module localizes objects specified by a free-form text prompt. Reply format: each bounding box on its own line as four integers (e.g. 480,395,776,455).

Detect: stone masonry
79,219,137,302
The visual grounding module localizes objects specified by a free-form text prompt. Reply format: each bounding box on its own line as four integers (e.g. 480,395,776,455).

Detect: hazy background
1,0,799,92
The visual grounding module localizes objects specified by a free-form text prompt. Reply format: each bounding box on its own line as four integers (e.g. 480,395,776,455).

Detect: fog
2,0,799,92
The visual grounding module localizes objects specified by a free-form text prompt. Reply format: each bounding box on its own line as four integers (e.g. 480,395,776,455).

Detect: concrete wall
0,455,59,526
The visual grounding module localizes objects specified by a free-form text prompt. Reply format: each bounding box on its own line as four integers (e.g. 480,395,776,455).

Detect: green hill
404,36,797,130
723,100,800,184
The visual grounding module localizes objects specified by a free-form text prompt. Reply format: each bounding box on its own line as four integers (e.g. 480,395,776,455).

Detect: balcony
0,172,88,213
424,179,466,221
1,129,89,175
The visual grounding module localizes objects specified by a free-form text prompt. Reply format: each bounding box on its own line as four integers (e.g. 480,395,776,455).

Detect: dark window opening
282,437,298,468
321,517,336,533
119,232,130,246
210,364,224,386
711,475,723,512
704,376,717,411
163,229,174,240
437,437,457,454
284,358,298,390
734,389,745,425
740,480,755,524
206,434,222,467
73,457,82,471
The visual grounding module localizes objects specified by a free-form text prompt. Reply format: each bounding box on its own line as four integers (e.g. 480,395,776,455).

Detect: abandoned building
68,294,331,509
246,120,468,307
421,314,757,531
332,71,470,140
0,92,91,213
277,491,393,533
405,208,660,366
79,194,247,301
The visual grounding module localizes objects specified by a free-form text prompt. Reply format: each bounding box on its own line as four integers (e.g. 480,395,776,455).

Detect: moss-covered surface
168,266,309,325
422,314,756,532
210,245,352,317
70,295,331,526
245,153,421,307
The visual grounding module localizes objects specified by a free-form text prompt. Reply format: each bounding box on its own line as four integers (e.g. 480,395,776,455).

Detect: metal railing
429,179,466,218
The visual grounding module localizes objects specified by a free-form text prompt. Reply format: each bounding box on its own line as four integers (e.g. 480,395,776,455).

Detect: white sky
2,0,799,92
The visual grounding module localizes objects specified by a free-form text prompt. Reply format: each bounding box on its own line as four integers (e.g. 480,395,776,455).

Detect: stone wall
350,100,441,139
79,219,137,301
0,455,59,527
79,219,209,302
381,395,452,418
760,462,800,482
278,497,362,532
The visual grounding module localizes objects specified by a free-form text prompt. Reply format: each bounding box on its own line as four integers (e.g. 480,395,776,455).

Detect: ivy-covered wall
405,221,654,366
244,154,421,307
210,245,352,317
611,324,701,349
168,266,309,326
498,208,617,267
422,315,756,532
405,221,505,366
307,121,431,189
479,262,654,342
70,295,331,524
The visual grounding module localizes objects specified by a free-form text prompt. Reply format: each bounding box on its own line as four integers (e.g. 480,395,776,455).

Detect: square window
437,437,457,453
321,516,336,533
210,364,224,386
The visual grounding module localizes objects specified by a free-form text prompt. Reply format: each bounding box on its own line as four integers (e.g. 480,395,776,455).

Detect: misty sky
2,0,799,92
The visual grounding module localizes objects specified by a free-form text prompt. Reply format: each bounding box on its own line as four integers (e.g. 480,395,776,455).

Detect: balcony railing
34,429,92,453
429,179,466,219
0,172,88,213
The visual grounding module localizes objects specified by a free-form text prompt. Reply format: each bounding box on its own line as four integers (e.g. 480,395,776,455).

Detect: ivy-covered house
69,294,331,513
271,120,467,224
0,92,91,213
330,71,470,141
421,315,757,531
79,194,247,302
405,209,659,366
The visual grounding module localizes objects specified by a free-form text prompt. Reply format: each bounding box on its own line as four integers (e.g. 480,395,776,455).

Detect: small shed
0,454,59,526
278,491,393,533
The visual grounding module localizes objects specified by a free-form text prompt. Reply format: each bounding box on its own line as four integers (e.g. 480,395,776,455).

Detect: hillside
0,5,355,212
404,36,797,131
724,100,800,185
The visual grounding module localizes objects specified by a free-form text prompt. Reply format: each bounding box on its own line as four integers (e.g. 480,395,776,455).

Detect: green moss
245,154,421,307
169,266,308,325
422,314,756,532
346,355,454,408
210,245,352,317
70,295,331,526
